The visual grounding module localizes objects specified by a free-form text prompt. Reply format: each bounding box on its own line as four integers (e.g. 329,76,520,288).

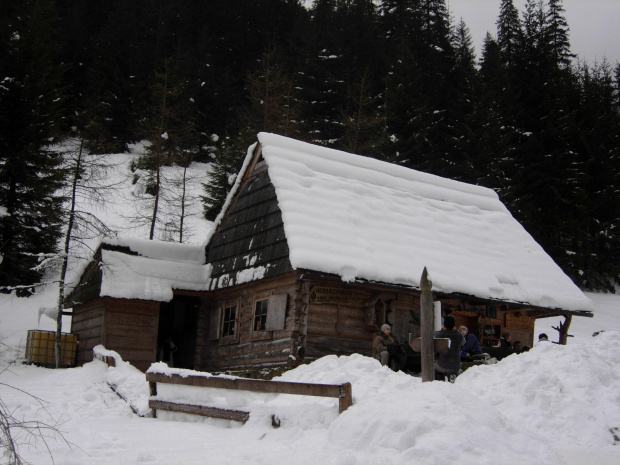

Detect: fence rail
146,372,353,422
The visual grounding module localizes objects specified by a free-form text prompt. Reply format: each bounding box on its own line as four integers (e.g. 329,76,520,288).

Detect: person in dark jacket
495,331,512,348
372,324,406,371
459,325,483,360
434,316,463,381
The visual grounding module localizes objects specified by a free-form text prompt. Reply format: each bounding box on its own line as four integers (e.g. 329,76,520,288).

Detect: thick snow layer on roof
257,133,593,312
100,249,211,301
103,237,206,264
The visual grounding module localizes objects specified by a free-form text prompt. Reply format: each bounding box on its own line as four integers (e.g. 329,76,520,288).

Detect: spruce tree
201,136,249,222
297,0,349,147
573,60,620,290
0,0,67,294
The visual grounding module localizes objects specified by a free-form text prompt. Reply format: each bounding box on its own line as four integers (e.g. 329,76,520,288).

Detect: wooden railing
146,372,353,423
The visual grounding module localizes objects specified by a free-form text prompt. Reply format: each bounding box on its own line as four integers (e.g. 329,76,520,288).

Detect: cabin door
157,296,200,369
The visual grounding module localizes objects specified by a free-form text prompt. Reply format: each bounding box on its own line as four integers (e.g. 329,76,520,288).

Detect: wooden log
149,400,250,423
420,267,434,382
146,373,346,400
557,315,573,345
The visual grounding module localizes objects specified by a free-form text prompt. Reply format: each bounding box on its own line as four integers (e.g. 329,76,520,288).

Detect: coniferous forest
1,0,619,295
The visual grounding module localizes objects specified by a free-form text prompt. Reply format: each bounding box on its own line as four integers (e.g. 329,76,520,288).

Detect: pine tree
0,0,67,294
448,18,480,183
201,136,249,221
544,0,575,68
381,0,467,179
573,60,620,290
497,0,523,70
497,0,585,284
477,33,517,192
297,0,349,147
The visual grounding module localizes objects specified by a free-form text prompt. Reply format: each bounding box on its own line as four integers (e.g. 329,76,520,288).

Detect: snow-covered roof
256,132,593,312
98,238,211,302
92,134,592,313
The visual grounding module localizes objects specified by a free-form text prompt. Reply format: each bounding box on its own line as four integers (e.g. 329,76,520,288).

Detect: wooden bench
146,371,353,423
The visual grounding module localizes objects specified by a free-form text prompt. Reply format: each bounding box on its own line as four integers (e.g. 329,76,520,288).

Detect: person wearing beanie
537,333,551,345
434,315,464,381
458,325,483,360
372,324,406,371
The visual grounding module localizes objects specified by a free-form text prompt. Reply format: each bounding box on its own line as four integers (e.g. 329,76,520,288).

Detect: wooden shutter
265,294,288,331
209,307,221,341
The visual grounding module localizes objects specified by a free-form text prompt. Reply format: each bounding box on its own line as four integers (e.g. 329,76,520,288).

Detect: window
252,294,288,335
253,298,269,331
482,323,503,347
222,305,237,337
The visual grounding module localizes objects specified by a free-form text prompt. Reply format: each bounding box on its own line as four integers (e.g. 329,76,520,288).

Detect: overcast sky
447,0,620,65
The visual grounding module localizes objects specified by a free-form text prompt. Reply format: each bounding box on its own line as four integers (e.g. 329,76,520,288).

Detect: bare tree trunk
149,61,169,240
558,315,572,345
179,164,187,243
149,158,161,240
55,139,83,368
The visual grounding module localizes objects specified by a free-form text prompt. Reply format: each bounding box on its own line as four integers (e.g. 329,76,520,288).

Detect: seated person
434,316,463,380
372,324,407,371
458,325,483,360
495,331,512,348
513,340,522,351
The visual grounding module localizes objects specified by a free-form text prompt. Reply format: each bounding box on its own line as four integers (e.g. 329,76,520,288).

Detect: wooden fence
146,372,353,423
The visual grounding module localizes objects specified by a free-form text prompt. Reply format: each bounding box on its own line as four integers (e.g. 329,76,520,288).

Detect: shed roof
253,133,593,313
97,238,211,302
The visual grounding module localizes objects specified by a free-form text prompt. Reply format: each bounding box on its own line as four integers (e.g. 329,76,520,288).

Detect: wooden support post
558,315,572,345
420,267,434,382
149,381,158,418
338,382,353,413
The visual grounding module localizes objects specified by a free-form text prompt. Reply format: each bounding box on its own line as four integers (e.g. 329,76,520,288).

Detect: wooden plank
149,400,250,423
409,337,449,354
107,313,158,327
146,373,346,399
105,335,156,351
71,316,105,333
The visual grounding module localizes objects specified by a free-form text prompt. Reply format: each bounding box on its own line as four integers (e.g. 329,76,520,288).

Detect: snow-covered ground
0,287,619,465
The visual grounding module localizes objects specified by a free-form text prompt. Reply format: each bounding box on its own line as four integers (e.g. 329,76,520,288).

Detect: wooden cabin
68,133,594,375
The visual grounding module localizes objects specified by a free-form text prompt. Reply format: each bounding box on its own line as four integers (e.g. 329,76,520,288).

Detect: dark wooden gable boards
206,144,294,290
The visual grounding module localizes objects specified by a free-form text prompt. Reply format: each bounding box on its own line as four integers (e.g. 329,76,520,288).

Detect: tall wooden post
558,315,572,345
420,267,434,382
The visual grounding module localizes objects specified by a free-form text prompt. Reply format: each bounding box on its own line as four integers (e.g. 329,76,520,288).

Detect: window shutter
209,307,221,341
265,294,288,331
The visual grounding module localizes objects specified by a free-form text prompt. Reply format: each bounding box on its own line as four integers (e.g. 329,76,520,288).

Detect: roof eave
298,271,593,318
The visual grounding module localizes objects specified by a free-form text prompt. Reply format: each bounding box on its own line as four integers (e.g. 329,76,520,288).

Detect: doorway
157,295,200,369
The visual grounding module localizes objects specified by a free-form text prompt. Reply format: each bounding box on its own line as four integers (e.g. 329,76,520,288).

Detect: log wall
302,279,421,362
200,274,300,373
71,298,106,367
71,297,159,372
